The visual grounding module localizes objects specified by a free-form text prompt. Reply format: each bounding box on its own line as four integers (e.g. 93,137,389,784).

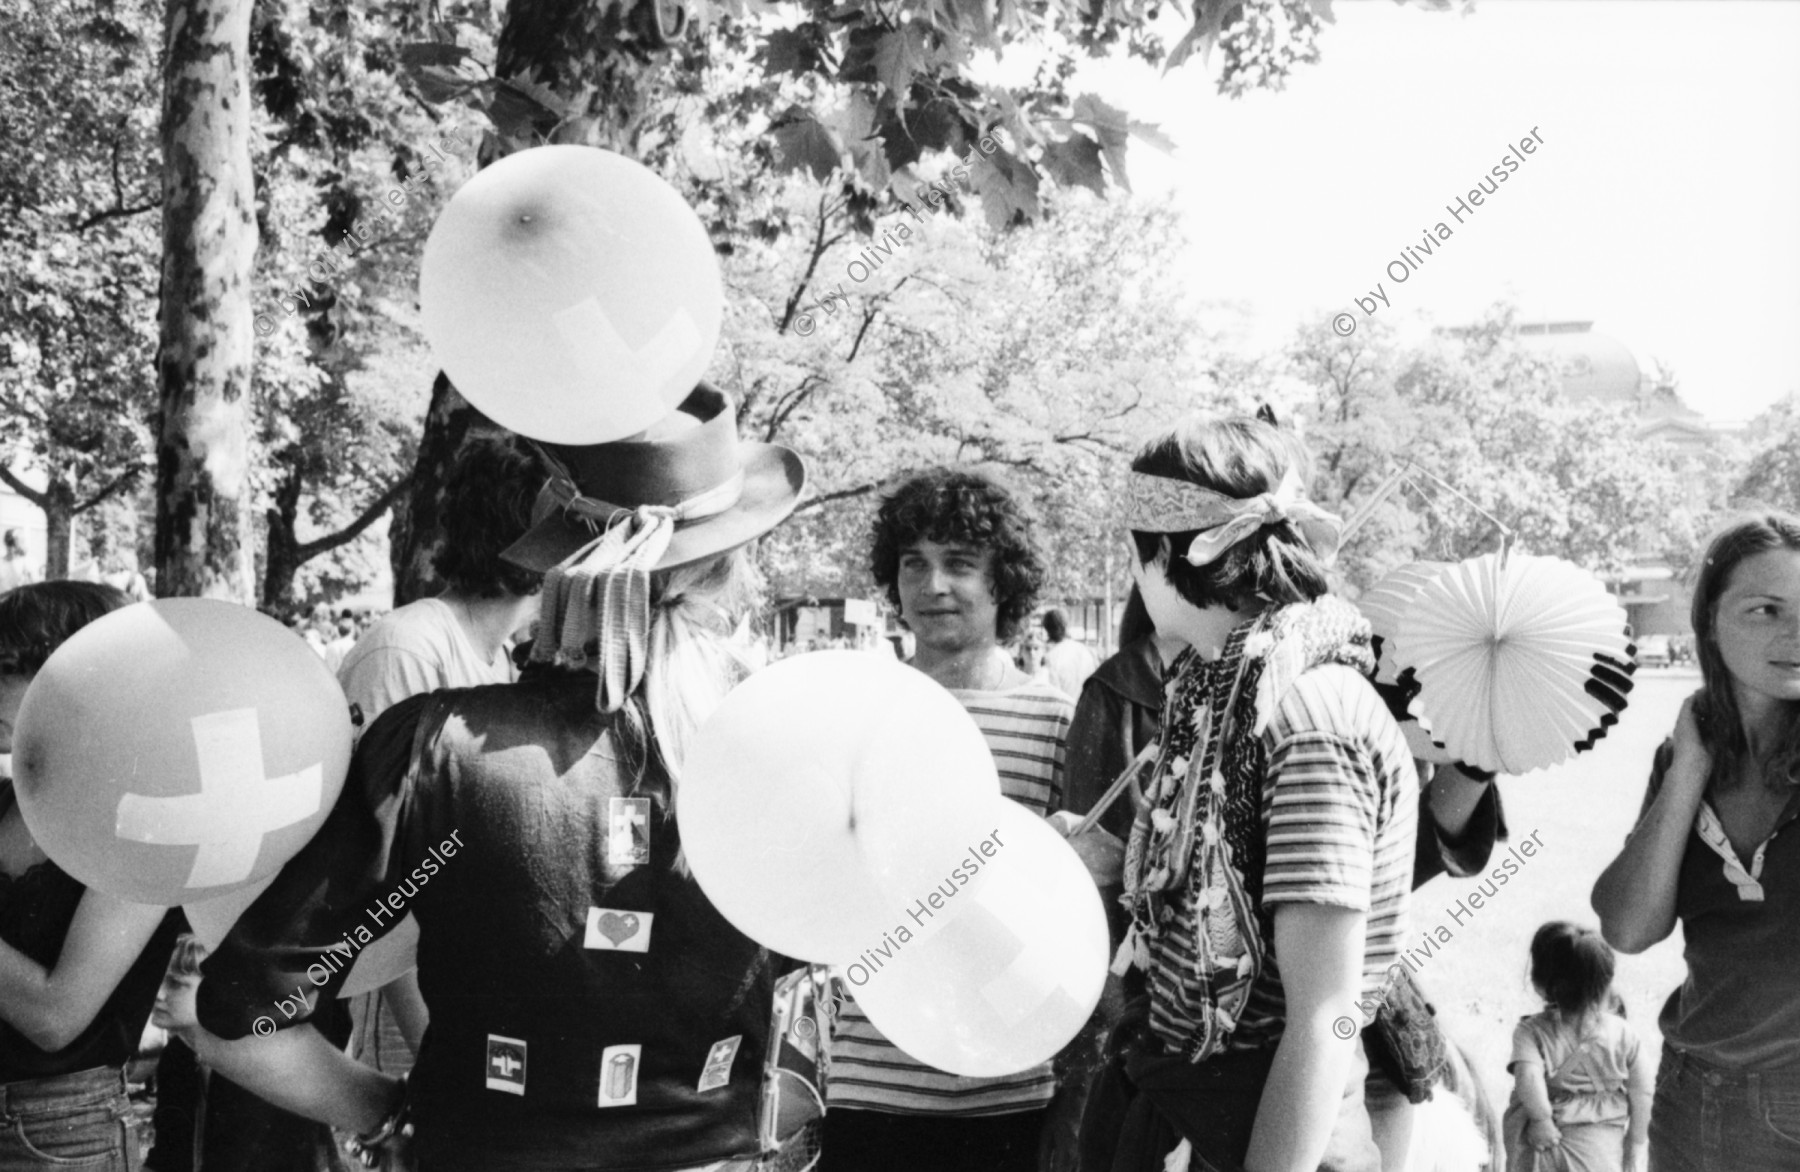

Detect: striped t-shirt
1147,663,1418,1055
826,679,1073,1115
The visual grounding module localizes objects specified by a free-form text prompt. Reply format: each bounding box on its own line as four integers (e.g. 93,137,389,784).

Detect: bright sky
1052,0,1800,422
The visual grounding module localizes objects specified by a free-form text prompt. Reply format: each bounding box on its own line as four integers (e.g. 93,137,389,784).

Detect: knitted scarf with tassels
1121,595,1375,1062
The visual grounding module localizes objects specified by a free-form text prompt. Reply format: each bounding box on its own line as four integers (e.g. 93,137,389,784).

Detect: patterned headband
1120,468,1344,567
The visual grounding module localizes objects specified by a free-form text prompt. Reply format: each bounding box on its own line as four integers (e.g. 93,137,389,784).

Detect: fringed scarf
527,445,745,713
1121,595,1376,1063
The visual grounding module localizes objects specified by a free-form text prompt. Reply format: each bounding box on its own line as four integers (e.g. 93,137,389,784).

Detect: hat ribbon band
546,470,746,534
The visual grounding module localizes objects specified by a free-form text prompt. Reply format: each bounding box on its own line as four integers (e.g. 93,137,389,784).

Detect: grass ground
1422,670,1694,1107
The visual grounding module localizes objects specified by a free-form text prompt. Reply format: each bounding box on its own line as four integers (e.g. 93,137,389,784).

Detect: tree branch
0,465,48,511
764,374,824,442
793,480,881,514
69,201,162,233
70,467,147,515
294,475,413,560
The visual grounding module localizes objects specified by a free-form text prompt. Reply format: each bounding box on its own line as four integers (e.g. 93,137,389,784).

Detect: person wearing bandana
1078,412,1418,1172
186,385,816,1172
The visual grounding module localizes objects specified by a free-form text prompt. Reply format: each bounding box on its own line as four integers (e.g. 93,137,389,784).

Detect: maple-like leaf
1164,0,1236,73
1068,92,1134,190
1040,133,1105,196
411,64,471,104
759,26,824,77
971,143,1039,228
829,91,891,191
486,81,563,139
955,0,998,49
872,24,932,109
771,117,845,181
398,42,471,69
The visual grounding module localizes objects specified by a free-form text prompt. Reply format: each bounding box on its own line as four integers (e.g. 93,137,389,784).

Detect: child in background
142,934,351,1172
1504,922,1652,1172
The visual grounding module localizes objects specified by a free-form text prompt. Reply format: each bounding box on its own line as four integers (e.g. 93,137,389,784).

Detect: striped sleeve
1263,730,1380,912
1261,666,1410,913
1254,665,1416,1022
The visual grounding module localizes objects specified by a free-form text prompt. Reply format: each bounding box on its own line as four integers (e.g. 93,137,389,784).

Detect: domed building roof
1516,321,1644,403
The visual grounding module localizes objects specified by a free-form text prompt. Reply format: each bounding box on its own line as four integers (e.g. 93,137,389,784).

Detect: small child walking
1504,922,1653,1172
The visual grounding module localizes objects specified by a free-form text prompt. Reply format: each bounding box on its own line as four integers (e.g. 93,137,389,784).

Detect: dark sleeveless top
0,782,184,1082
197,665,780,1171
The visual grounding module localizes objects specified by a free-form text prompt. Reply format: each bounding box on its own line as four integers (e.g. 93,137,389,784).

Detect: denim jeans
1649,1045,1800,1172
0,1067,136,1172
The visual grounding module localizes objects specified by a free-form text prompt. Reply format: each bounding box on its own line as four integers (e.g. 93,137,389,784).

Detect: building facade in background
1517,320,1741,641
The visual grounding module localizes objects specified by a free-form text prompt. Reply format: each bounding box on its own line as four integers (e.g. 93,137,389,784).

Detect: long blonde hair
613,547,765,807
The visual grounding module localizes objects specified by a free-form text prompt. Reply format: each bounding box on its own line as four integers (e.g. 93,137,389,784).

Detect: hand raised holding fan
1386,552,1637,776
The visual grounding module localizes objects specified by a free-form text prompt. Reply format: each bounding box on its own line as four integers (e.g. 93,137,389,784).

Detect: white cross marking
617,803,646,840
494,1053,522,1078
115,709,323,888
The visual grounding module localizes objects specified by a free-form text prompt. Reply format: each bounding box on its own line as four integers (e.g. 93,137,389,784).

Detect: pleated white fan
1391,551,1637,775
1356,562,1448,687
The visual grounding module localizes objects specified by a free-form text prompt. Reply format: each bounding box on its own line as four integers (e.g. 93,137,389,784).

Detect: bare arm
1426,762,1491,842
1512,1060,1562,1150
1593,696,1708,953
1245,904,1364,1172
386,970,429,1055
1625,1036,1654,1147
0,888,168,1051
190,1020,397,1133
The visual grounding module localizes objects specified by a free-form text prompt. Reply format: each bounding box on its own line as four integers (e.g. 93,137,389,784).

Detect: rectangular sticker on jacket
598,1044,641,1107
608,796,651,867
697,1035,741,1093
486,1034,526,1095
584,907,653,952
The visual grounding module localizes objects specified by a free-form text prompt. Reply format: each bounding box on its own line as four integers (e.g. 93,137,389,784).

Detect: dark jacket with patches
198,665,775,1171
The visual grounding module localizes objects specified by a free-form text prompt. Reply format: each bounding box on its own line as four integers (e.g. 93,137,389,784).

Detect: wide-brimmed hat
502,383,806,574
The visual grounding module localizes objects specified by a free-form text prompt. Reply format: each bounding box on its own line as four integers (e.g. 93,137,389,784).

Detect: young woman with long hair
1592,511,1800,1171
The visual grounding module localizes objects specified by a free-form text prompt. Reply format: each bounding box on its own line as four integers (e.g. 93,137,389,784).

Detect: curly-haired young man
821,466,1075,1172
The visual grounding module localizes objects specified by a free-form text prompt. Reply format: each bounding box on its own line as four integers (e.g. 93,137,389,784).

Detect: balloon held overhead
418,144,724,444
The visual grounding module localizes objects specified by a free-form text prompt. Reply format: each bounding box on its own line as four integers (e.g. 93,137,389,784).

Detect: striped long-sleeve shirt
825,679,1073,1115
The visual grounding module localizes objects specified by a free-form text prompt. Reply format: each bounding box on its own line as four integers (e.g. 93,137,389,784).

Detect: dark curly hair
0,581,134,674
1130,415,1330,612
431,441,547,599
869,467,1046,643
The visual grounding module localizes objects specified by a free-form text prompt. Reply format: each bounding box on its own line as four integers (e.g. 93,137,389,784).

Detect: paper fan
1392,552,1636,775
1356,562,1448,686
